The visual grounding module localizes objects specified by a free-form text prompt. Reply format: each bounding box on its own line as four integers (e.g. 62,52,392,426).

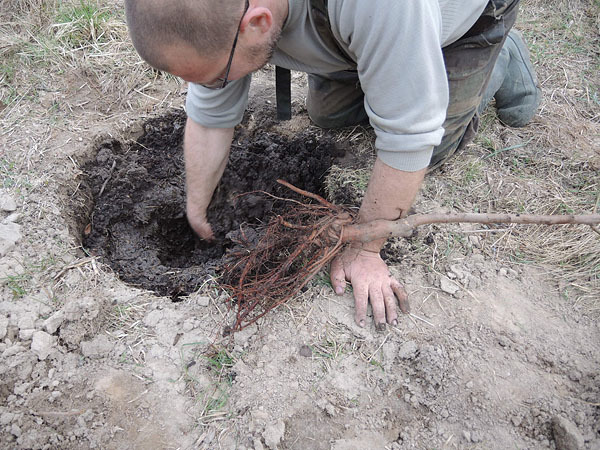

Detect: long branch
341,213,600,243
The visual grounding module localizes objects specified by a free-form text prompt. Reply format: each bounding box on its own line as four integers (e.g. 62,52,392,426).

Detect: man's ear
241,6,273,35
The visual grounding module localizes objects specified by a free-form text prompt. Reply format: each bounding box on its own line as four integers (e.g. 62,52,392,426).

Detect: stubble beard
248,27,281,72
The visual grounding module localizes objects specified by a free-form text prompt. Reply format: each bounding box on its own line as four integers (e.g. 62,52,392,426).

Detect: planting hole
81,111,340,299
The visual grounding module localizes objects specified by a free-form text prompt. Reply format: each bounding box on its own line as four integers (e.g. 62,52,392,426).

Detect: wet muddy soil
82,111,341,298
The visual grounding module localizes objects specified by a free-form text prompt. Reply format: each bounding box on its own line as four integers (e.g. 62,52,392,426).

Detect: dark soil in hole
82,110,342,298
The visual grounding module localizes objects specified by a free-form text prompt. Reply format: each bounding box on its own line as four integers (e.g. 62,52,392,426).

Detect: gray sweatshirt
186,0,488,171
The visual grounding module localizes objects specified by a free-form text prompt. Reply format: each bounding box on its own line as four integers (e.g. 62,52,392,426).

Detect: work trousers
306,0,520,169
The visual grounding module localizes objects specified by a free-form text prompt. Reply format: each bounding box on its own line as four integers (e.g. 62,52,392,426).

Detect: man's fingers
369,286,387,331
353,282,369,328
382,286,398,326
188,216,215,241
203,226,215,241
329,257,347,295
196,223,215,241
391,282,410,314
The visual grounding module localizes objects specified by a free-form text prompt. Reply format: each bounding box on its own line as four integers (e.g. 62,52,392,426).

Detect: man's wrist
350,238,386,254
352,213,388,253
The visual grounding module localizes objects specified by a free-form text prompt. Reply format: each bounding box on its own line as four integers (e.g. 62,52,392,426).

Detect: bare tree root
220,181,353,332
221,180,600,331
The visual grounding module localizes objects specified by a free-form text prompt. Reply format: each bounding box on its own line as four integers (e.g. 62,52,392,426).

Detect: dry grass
1,0,176,135
424,0,600,310
325,164,371,206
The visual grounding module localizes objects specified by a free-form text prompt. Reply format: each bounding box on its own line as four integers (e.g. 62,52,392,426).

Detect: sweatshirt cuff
377,147,434,172
185,77,251,129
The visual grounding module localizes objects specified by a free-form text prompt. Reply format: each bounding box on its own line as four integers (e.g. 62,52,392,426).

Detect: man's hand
330,158,425,329
330,246,409,329
186,205,215,241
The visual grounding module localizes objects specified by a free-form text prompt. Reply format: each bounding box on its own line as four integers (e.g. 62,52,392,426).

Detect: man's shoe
493,30,542,127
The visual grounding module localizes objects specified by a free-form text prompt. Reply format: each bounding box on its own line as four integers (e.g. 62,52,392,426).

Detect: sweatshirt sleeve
331,0,449,171
185,74,252,128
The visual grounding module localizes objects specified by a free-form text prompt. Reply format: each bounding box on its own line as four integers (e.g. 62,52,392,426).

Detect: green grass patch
55,0,112,23
312,271,333,289
53,0,117,47
309,329,349,372
0,63,16,85
463,160,483,184
205,348,236,373
3,274,30,298
0,158,33,194
178,343,237,420
17,37,62,65
0,254,65,300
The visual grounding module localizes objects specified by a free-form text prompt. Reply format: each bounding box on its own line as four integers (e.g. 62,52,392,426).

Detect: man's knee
306,98,343,129
307,72,368,129
429,113,479,171
307,103,364,129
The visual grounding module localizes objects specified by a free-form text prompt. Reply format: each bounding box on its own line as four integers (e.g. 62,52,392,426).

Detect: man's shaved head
125,0,244,70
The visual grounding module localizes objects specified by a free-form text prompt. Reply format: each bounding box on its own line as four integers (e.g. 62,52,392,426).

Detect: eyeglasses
201,0,250,89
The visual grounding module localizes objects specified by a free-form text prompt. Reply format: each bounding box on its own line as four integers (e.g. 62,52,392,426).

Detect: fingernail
335,287,344,295
376,322,386,332
359,320,365,328
392,319,398,326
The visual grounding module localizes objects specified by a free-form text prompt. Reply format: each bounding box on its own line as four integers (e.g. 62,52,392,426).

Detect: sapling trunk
341,213,600,243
